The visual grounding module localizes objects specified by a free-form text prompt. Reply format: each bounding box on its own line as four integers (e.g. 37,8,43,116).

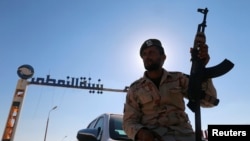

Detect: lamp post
44,106,57,141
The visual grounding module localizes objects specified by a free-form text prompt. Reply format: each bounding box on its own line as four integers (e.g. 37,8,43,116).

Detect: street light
44,106,57,141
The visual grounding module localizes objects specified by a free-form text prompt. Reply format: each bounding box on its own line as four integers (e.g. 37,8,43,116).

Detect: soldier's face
141,46,166,71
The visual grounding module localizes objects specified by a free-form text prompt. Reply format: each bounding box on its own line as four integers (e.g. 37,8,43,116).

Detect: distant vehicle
77,113,132,141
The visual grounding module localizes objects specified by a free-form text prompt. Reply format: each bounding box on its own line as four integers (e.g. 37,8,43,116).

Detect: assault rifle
187,8,234,141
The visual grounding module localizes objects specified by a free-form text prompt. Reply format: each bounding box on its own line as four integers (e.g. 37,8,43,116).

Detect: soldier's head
140,39,166,71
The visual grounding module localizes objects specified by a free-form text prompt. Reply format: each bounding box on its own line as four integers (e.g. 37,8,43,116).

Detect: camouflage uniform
123,69,217,141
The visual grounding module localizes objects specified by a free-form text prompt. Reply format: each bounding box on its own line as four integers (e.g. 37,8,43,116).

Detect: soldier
123,33,217,141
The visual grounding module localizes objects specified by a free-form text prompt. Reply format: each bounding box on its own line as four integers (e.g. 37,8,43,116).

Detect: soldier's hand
136,128,163,141
190,32,210,66
194,32,206,47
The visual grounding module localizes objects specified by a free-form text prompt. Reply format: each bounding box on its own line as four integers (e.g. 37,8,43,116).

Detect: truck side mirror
77,128,99,141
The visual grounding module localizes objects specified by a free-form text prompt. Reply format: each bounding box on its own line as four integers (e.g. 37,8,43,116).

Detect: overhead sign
29,75,103,93
16,64,128,93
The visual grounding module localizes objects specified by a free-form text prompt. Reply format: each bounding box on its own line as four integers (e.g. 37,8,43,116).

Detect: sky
0,0,249,141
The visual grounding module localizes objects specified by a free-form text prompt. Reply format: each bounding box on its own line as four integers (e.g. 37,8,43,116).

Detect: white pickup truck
76,113,208,141
77,113,132,141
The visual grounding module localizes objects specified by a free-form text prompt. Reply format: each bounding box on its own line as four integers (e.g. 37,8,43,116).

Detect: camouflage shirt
123,69,217,140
